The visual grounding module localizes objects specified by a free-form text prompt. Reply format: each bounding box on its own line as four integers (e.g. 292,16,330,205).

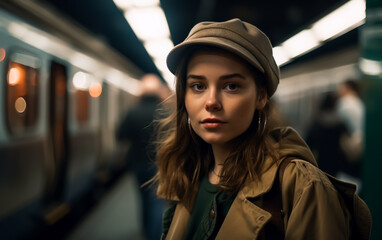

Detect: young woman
152,19,370,240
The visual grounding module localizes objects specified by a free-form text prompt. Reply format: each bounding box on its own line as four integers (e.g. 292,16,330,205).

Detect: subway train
0,2,141,239
0,1,363,240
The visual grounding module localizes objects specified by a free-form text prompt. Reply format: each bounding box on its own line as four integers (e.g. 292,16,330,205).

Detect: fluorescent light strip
154,57,168,73
282,29,320,58
359,58,382,76
114,0,159,10
119,0,366,81
312,0,366,41
273,0,366,66
144,39,174,59
273,46,290,66
124,7,170,40
117,2,175,88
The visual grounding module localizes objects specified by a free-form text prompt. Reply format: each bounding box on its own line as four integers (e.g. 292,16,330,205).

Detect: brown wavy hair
152,48,280,209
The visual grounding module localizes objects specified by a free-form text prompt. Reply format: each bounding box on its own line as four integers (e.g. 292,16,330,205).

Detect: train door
46,61,69,204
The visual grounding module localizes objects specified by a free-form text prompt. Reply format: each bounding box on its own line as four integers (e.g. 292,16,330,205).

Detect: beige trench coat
162,127,360,240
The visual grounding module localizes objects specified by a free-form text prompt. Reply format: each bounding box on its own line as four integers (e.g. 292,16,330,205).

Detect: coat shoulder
283,158,337,192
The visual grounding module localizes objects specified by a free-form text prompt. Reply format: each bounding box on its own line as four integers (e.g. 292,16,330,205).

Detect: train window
49,61,68,184
5,54,40,135
72,71,91,124
76,89,89,123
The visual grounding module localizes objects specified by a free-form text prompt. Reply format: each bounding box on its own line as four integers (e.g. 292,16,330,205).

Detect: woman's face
185,50,266,147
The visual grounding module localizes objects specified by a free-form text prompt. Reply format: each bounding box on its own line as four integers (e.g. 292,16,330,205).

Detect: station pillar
360,0,382,239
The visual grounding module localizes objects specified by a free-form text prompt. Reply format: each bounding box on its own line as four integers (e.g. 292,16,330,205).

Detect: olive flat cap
166,18,280,96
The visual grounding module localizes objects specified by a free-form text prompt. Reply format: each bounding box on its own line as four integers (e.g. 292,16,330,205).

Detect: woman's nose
205,90,222,111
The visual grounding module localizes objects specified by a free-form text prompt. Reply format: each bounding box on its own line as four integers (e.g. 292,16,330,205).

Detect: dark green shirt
184,177,236,240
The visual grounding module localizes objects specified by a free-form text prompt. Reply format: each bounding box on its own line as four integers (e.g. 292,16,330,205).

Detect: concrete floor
66,173,145,240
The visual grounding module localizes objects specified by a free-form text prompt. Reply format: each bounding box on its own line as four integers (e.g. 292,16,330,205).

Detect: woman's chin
202,137,229,146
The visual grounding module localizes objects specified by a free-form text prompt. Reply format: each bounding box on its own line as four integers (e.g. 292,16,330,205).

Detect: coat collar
161,153,280,202
165,204,190,240
165,157,279,240
240,155,279,198
161,127,315,201
215,192,272,239
165,184,274,240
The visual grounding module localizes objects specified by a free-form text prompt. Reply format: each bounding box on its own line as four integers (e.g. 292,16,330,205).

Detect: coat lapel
165,204,190,240
215,191,272,239
165,156,280,240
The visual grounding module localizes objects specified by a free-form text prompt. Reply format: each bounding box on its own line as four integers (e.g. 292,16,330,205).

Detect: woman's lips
201,118,226,129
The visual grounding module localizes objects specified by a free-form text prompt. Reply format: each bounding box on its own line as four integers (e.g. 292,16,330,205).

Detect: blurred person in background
151,19,371,240
117,73,171,240
336,79,365,181
306,92,349,176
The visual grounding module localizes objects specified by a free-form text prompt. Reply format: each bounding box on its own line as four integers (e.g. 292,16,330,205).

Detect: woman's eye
225,83,239,91
190,83,205,91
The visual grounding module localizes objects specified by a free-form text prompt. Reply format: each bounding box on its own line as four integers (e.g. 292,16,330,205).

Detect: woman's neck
209,144,230,184
212,144,230,165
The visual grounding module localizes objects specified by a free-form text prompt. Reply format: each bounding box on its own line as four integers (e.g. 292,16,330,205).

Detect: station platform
65,173,145,240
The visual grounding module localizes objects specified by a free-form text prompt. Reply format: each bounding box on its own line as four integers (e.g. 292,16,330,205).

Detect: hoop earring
187,117,192,132
258,112,261,128
258,111,267,135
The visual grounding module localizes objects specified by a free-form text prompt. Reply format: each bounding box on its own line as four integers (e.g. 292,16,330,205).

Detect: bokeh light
15,97,27,113
89,82,102,98
0,48,6,62
8,67,21,86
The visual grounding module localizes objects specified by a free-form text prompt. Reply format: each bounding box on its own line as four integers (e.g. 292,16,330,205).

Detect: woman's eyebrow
187,73,246,80
220,73,246,80
186,74,206,80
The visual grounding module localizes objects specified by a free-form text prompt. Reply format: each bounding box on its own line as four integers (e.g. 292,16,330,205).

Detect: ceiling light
144,39,174,59
160,70,175,90
273,46,291,66
282,29,320,58
124,7,170,40
275,0,366,66
359,58,382,76
131,0,159,7
153,57,168,73
113,0,159,9
312,0,366,41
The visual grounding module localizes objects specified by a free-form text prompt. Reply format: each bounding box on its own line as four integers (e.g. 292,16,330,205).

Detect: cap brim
167,37,264,75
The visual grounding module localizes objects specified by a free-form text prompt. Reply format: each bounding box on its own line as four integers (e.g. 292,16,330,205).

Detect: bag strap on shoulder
262,156,294,240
